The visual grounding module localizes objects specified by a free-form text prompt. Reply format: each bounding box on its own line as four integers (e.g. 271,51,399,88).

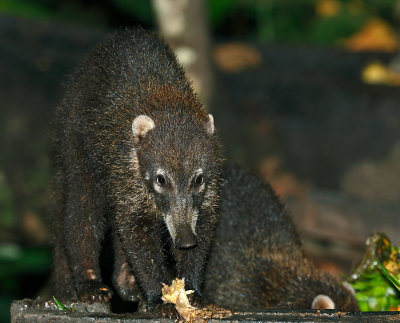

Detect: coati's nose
175,230,197,249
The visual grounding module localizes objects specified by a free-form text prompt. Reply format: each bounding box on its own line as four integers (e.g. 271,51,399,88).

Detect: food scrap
161,278,232,322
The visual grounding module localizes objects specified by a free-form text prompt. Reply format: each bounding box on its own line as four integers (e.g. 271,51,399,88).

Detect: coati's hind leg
63,164,113,302
112,231,142,302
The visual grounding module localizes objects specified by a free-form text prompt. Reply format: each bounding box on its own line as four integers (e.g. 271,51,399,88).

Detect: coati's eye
194,174,204,186
156,175,166,186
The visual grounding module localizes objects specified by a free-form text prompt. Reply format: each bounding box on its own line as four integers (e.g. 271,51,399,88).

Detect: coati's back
204,164,359,311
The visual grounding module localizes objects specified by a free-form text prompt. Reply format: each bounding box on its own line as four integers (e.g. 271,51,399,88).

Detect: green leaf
52,296,70,311
379,262,400,292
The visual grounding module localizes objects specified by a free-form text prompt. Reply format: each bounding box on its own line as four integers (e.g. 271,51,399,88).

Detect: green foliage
111,0,154,24
255,0,316,42
363,0,397,21
0,0,54,21
208,0,397,45
349,233,400,311
207,0,240,26
0,0,106,25
351,271,400,311
0,0,397,46
53,296,74,311
380,262,400,292
309,11,369,45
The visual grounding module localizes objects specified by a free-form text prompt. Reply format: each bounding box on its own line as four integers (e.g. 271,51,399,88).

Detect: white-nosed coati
101,163,359,312
50,28,223,312
203,164,359,311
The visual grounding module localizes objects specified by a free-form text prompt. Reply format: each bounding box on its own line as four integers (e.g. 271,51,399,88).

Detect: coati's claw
76,280,113,303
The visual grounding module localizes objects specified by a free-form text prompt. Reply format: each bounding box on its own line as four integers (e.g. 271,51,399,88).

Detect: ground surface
10,299,400,323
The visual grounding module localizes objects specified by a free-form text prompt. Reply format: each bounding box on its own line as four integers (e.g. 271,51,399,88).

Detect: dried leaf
161,278,232,322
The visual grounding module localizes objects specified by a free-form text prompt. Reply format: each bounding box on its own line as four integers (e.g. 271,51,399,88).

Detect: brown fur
203,164,359,311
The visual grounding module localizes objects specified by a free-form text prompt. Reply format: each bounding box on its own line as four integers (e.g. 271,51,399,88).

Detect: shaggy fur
50,28,223,308
203,164,359,311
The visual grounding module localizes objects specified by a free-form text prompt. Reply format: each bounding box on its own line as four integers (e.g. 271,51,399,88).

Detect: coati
203,164,359,311
50,28,223,310
102,163,359,311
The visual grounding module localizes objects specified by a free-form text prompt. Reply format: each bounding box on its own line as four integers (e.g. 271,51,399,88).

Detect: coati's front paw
113,263,142,302
76,280,113,302
115,280,142,302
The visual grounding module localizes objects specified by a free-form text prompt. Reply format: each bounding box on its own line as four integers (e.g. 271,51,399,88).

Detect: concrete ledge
10,299,400,322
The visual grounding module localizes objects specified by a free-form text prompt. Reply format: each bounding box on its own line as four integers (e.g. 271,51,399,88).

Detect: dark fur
203,164,359,311
50,28,223,307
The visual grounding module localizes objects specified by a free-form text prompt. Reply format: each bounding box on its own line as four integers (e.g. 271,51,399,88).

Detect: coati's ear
132,115,155,144
311,294,335,310
205,114,215,135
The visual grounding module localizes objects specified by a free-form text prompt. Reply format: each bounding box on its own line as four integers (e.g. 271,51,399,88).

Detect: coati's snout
138,158,204,250
175,225,197,249
164,205,199,250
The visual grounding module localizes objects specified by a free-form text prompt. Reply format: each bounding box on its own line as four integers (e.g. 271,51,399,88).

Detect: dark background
1,0,400,321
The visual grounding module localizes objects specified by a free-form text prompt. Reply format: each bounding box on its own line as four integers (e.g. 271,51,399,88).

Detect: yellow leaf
345,18,398,52
361,62,400,86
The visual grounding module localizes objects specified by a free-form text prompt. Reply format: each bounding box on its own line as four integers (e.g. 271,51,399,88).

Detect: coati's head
131,113,222,250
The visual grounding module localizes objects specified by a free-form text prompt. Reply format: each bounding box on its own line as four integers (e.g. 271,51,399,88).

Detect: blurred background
2,0,400,321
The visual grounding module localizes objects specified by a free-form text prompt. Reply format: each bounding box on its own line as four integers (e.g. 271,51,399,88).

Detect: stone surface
10,299,400,323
